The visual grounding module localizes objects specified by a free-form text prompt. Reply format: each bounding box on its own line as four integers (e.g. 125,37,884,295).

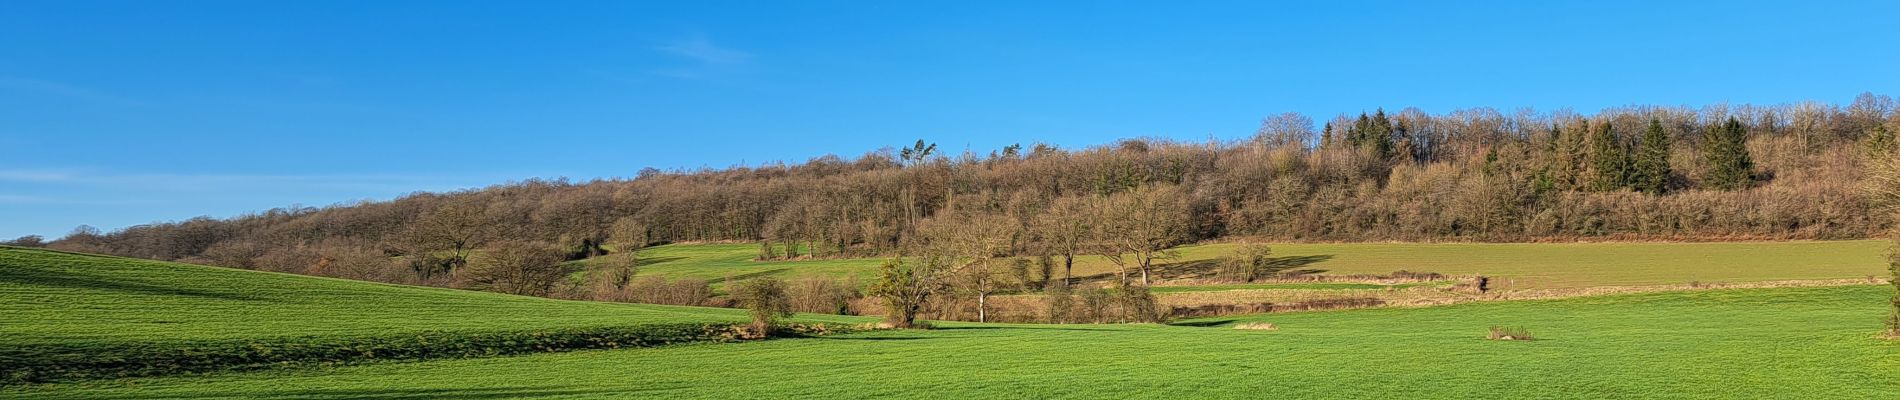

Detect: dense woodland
17,95,1900,308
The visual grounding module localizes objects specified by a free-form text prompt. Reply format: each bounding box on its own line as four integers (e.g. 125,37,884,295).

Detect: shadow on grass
1066,254,1336,283
724,268,790,281
1168,319,1237,327
70,386,666,400
0,269,265,302
632,256,686,267
810,336,935,341
930,326,1120,332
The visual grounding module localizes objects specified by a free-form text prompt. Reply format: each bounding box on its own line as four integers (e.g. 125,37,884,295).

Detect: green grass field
0,247,870,347
6,243,1898,398
12,285,1897,398
622,240,1890,290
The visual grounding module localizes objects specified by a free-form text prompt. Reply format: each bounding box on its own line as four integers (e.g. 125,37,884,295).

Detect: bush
1216,242,1275,282
627,276,712,306
318,244,401,282
787,277,859,315
1079,287,1113,323
1044,280,1075,323
0,323,774,384
730,277,794,335
1116,282,1163,323
586,255,643,302
462,241,571,296
869,257,938,329
2,235,45,247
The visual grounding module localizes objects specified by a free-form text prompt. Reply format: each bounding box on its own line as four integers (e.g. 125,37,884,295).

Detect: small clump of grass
1487,326,1533,341
1232,322,1278,330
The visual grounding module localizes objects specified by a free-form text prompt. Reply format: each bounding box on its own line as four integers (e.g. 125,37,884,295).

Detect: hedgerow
2,322,851,385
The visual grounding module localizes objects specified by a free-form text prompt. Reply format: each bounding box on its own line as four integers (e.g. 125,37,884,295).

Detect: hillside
0,246,865,383
32,97,1898,304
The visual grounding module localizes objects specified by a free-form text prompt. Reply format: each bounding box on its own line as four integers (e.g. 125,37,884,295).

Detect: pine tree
1704,117,1756,190
1631,118,1672,194
1546,123,1584,191
1346,110,1396,160
1587,121,1629,192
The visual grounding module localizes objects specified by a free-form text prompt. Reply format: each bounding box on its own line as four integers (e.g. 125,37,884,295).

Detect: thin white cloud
0,169,75,182
0,76,142,106
644,35,753,80
0,194,52,204
656,36,752,65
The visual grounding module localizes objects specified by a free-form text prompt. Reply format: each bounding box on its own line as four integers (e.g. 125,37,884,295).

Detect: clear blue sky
2,0,1897,239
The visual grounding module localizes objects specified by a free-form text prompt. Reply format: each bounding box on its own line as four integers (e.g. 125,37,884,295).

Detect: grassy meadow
12,285,1897,399
621,240,1890,290
0,247,767,346
5,242,1897,398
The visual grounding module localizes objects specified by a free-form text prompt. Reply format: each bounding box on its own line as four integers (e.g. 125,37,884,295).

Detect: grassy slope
0,247,856,348
620,240,1889,290
15,285,1898,399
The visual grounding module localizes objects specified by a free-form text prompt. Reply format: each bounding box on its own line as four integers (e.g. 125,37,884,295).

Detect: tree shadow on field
1168,319,1237,327
812,336,935,341
1106,254,1337,281
931,326,1119,332
0,269,264,302
724,268,790,281
71,385,667,400
632,256,686,267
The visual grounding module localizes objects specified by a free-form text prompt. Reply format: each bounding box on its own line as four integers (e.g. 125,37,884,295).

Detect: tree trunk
977,291,988,323
1139,260,1151,287
1063,254,1075,285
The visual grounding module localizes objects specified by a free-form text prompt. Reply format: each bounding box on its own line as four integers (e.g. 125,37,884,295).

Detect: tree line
27,94,1900,300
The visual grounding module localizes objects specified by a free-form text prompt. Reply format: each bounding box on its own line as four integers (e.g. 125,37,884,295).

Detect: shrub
1044,280,1075,323
1117,282,1163,323
869,257,941,329
1387,270,1446,281
587,255,642,302
730,277,794,336
0,323,771,384
2,235,45,248
1079,286,1113,323
1216,242,1275,282
318,244,401,282
787,277,860,315
624,276,713,306
1487,326,1534,341
463,241,571,296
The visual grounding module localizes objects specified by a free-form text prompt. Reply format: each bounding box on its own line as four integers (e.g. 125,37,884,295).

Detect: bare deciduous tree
918,212,1016,322
1091,185,1190,286
401,197,494,279
1035,195,1094,285
464,241,570,296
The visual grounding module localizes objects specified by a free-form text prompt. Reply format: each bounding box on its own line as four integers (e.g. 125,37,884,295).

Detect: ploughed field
4,242,1897,398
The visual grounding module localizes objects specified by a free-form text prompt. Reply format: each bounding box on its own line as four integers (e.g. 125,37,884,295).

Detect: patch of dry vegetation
1232,322,1278,330
1487,326,1534,341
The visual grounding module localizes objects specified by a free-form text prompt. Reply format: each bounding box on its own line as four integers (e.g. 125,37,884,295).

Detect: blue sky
2,0,1897,239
